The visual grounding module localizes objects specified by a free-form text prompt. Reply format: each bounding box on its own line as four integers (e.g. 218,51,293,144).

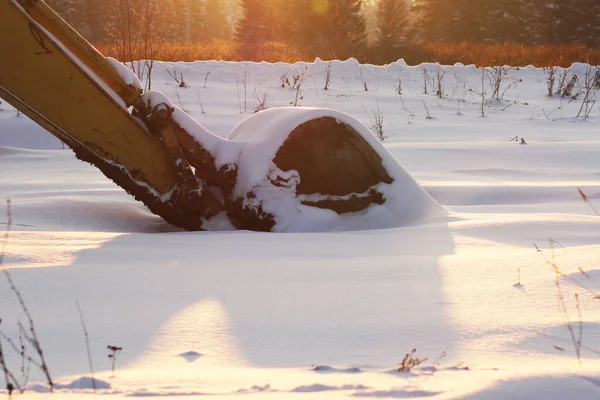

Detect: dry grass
416,42,600,67
96,40,600,67
96,39,306,64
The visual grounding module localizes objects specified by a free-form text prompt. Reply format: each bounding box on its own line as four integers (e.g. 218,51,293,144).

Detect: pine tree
278,0,320,53
472,0,536,44
451,0,485,42
234,0,276,45
375,0,409,62
491,0,535,44
415,0,538,45
190,0,207,42
322,0,368,59
579,0,600,46
205,0,231,40
413,0,456,43
362,0,378,40
164,0,188,42
165,0,206,43
46,0,89,36
86,0,115,43
554,0,600,46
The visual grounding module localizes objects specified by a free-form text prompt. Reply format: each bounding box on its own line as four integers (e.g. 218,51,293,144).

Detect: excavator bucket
0,0,399,232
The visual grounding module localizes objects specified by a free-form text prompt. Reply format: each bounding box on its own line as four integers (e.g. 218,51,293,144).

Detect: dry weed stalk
422,100,433,119
0,200,53,393
76,300,96,392
538,240,583,364
398,349,428,372
578,188,599,216
545,66,557,96
357,67,368,92
107,345,123,377
534,232,600,365
576,67,598,119
323,62,332,91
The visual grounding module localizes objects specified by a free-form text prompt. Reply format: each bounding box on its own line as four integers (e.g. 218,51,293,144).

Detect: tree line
46,0,600,63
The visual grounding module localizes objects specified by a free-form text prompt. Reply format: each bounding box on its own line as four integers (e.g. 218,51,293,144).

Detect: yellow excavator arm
1,0,223,230
0,0,396,232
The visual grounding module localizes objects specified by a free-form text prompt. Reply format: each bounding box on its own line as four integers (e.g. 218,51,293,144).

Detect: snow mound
26,377,110,392
225,107,444,231
56,376,111,390
312,365,363,373
352,389,441,398
106,57,143,92
292,383,369,392
178,350,204,362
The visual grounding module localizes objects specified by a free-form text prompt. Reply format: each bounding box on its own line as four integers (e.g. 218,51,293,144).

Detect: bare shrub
394,78,403,96
108,0,162,90
557,70,578,98
484,66,511,100
357,67,368,92
469,68,488,116
398,349,428,372
235,70,248,113
452,73,468,115
434,64,446,98
545,66,557,96
281,66,306,90
422,100,433,119
421,66,430,94
366,103,385,141
253,89,269,113
281,65,308,107
166,68,188,88
576,66,597,119
323,61,332,91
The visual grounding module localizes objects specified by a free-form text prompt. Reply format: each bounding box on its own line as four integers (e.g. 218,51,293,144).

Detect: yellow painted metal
0,0,205,230
13,0,141,106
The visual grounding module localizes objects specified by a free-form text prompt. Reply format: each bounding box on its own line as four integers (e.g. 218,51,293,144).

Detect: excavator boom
0,0,217,230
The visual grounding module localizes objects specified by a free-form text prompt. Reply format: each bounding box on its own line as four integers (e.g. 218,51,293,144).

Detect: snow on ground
0,59,599,399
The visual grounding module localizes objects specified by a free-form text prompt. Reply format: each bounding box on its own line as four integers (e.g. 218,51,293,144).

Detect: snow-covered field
1,59,600,399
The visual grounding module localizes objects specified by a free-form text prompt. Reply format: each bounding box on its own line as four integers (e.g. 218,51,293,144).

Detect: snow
225,106,442,231
140,92,442,231
105,57,143,92
1,58,599,399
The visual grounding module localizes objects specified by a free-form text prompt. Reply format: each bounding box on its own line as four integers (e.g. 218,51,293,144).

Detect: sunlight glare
311,0,329,15
2,231,122,269
133,299,248,369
